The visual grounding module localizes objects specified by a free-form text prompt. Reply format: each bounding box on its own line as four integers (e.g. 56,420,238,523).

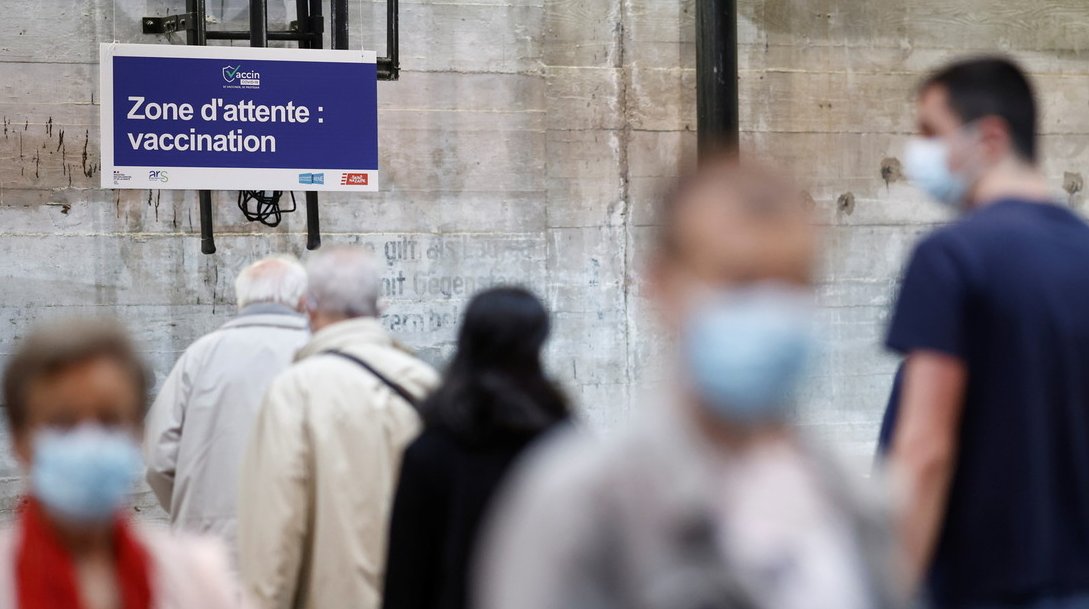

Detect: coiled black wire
237,190,297,227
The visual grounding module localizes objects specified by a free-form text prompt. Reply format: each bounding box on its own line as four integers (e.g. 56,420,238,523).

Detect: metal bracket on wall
139,0,400,254
142,13,193,34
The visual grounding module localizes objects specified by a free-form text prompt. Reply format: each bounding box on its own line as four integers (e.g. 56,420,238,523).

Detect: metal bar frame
147,0,399,253
695,0,739,160
205,30,317,41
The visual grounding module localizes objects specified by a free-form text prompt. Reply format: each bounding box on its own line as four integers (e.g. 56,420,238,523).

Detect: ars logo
148,170,169,183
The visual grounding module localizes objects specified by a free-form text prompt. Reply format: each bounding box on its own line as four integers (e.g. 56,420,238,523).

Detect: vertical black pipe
304,0,322,251
295,0,311,48
696,0,739,159
304,0,324,249
309,0,324,49
250,0,268,47
331,0,348,49
187,0,216,253
198,191,216,254
305,193,321,250
387,0,399,79
186,0,207,44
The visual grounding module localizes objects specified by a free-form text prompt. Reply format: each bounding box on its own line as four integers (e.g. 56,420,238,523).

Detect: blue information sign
100,43,378,191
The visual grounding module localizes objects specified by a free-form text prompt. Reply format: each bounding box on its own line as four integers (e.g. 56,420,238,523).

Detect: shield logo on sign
222,65,240,82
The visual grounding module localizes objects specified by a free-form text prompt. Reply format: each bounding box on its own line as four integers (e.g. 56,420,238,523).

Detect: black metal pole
331,0,348,50
186,0,206,44
387,0,399,79
250,0,268,47
696,0,739,159
304,193,321,250
198,191,216,254
295,0,312,48
310,0,324,50
186,0,216,254
206,30,314,41
300,0,322,250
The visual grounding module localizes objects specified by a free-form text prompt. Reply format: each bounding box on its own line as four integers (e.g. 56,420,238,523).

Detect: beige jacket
237,318,438,609
0,524,246,609
145,305,310,559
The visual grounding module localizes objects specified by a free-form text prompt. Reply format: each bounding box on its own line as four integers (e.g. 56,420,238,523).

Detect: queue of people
2,54,1089,609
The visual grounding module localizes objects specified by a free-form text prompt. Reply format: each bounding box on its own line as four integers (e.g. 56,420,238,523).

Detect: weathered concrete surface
0,0,1086,518
734,0,1089,466
0,0,674,519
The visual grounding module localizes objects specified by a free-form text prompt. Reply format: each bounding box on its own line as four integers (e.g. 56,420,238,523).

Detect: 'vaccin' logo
222,65,261,87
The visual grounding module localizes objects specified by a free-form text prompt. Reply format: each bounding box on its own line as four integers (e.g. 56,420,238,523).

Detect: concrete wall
0,0,694,517
0,0,1085,516
737,0,1089,464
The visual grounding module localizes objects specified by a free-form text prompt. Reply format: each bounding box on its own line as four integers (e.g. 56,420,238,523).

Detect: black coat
381,426,543,609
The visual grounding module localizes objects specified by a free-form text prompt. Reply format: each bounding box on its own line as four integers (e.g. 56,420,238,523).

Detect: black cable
237,190,297,227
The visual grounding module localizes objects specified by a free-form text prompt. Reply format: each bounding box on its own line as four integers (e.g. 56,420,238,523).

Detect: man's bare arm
889,350,968,588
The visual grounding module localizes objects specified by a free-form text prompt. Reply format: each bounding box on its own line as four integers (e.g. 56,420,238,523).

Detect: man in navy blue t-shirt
885,56,1089,609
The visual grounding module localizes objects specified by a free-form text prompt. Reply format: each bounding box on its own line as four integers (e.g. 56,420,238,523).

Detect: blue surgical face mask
903,134,974,209
682,284,815,426
31,425,143,524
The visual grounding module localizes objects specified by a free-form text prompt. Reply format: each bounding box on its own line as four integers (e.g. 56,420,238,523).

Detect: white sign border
99,43,378,191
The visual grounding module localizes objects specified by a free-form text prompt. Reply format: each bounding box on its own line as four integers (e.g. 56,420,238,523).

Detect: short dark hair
2,319,150,432
921,56,1038,162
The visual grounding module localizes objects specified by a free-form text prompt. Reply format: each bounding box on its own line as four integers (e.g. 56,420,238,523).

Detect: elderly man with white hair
238,246,438,609
145,254,310,559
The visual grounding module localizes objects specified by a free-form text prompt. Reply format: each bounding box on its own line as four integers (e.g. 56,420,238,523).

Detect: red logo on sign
340,173,369,186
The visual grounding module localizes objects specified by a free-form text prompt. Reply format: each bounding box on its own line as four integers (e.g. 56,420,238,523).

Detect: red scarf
14,499,153,609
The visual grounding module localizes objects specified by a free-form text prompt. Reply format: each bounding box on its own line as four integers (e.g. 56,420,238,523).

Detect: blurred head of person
234,254,308,312
2,319,147,539
421,287,569,444
304,245,383,332
905,56,1046,210
648,157,819,443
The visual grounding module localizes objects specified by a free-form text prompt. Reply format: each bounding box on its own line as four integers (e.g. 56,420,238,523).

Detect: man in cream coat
238,246,438,609
145,255,311,559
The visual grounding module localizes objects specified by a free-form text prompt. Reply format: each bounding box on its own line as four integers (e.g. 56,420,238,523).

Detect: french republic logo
340,172,369,186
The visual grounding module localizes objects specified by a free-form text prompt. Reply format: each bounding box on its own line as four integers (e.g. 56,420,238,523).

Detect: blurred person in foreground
144,255,309,558
477,159,905,609
882,56,1089,608
0,319,244,609
382,287,569,609
238,246,439,609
